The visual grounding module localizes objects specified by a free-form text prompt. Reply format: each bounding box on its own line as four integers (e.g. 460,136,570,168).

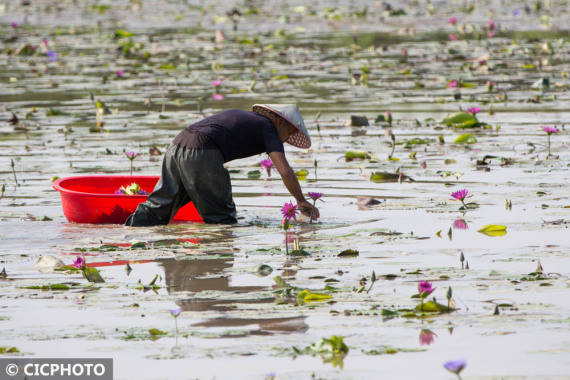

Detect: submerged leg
177,148,237,224
125,145,189,226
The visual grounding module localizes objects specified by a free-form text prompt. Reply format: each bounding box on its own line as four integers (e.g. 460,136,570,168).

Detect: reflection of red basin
53,176,203,224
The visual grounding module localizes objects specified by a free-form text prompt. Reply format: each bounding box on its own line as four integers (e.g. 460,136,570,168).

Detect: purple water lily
307,192,323,223
116,70,124,77
170,307,182,318
125,151,138,175
46,50,58,62
11,22,19,28
444,359,467,375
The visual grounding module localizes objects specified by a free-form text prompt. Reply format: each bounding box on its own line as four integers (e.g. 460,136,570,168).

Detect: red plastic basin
52,175,203,224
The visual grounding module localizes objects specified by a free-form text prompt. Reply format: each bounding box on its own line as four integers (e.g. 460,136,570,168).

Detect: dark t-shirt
172,109,284,162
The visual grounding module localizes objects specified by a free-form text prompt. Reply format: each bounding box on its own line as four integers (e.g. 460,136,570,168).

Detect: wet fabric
125,145,237,226
172,109,284,162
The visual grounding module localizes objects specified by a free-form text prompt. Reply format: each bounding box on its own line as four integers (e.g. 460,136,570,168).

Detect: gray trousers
125,145,237,226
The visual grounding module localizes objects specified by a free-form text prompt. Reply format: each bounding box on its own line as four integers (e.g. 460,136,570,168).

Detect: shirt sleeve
263,124,285,154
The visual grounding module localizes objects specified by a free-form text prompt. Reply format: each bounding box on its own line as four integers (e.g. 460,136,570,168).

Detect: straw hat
252,104,311,149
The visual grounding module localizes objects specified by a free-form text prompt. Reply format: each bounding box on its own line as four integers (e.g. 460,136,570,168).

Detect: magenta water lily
467,107,480,115
72,256,85,269
451,189,476,210
260,158,273,176
419,329,436,346
281,202,298,255
543,126,559,158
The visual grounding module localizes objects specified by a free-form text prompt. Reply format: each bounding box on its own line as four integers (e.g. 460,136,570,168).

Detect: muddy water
1,1,569,379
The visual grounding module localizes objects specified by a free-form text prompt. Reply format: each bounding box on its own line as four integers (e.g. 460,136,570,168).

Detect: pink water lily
451,189,468,201
447,80,458,88
543,126,558,134
418,281,435,297
543,126,559,157
467,107,480,115
260,158,273,176
448,34,458,41
11,22,19,28
212,93,224,101
116,70,124,77
211,80,223,87
448,17,458,25
125,151,137,160
281,201,298,222
72,256,85,269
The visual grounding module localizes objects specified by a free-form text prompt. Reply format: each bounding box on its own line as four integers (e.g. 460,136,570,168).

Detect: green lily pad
345,150,370,161
416,300,455,313
454,134,477,144
338,249,359,257
83,267,105,283
247,170,261,179
297,289,332,303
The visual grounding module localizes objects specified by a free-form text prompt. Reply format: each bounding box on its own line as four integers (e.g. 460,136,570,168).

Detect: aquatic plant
450,189,477,210
116,70,124,77
46,50,58,62
11,22,19,28
385,111,392,126
125,151,138,175
467,107,481,115
115,182,148,195
281,202,298,255
170,307,182,336
212,80,223,100
10,159,18,187
313,159,318,181
448,17,458,25
72,256,85,269
307,191,323,223
447,80,458,88
448,34,458,41
444,359,467,377
543,126,558,157
260,158,273,176
418,280,435,310
487,80,495,92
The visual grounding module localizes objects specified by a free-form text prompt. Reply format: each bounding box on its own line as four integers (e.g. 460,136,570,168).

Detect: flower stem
130,160,133,176
309,200,316,224
285,230,288,255
547,133,551,157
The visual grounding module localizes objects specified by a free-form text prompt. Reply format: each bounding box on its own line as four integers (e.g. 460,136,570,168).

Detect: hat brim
252,104,311,149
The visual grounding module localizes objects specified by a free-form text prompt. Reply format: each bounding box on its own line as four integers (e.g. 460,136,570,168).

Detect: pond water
1,1,569,379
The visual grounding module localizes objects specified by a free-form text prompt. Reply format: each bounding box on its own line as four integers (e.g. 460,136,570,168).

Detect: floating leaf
454,134,477,144
297,289,332,303
477,224,507,237
148,328,167,336
345,150,370,161
370,172,413,183
247,170,261,179
252,264,273,276
441,112,478,127
82,267,105,283
416,300,454,313
295,169,308,179
338,249,359,257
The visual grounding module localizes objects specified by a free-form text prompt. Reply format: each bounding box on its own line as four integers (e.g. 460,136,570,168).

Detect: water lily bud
446,286,452,300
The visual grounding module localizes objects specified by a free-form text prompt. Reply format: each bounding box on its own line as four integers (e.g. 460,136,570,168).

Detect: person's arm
269,151,320,220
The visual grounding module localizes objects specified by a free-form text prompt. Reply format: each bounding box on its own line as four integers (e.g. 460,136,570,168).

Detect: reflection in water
157,257,308,335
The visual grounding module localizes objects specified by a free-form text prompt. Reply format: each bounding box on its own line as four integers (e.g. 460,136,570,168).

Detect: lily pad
442,112,479,128
454,134,477,144
345,150,370,161
478,224,507,237
338,249,359,257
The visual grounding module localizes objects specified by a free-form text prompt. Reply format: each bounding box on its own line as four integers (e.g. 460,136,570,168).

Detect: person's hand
298,200,320,220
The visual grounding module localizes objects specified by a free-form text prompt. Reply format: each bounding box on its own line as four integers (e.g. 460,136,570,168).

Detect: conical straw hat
252,104,311,149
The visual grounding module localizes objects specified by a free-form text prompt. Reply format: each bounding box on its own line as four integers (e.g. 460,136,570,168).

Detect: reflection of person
158,257,308,333
125,105,320,226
